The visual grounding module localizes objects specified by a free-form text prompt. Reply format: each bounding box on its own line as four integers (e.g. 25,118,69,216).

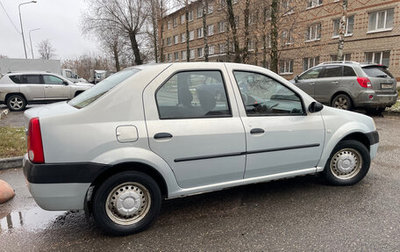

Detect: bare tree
83,0,148,65
37,39,56,60
226,0,241,63
337,0,348,61
202,0,209,62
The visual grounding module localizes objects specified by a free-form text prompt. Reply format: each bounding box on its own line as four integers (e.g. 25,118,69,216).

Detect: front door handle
250,128,265,134
154,132,173,139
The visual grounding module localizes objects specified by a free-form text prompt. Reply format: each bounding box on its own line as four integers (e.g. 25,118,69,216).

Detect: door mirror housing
62,81,69,85
294,75,299,83
308,101,323,113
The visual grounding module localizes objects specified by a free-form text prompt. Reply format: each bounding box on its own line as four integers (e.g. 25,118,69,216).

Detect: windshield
362,66,394,78
69,68,140,109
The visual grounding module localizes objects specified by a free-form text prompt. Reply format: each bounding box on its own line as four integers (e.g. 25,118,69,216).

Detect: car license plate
381,83,392,89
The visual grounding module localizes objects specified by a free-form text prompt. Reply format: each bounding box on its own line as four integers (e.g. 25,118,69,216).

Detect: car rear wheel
323,140,370,186
92,171,161,236
6,94,27,111
331,94,352,110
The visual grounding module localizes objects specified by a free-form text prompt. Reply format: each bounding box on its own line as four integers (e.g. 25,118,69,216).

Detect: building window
209,45,215,55
174,52,179,61
333,15,354,37
330,53,351,61
368,9,394,32
167,37,172,46
263,6,271,21
218,21,226,33
303,56,320,71
218,0,226,10
181,33,186,43
219,44,226,54
197,6,203,18
282,0,294,14
174,35,179,45
307,0,322,8
197,27,204,38
248,39,256,51
279,59,293,74
173,17,178,27
167,21,172,30
190,49,195,59
197,47,204,58
181,50,187,60
167,53,172,62
207,24,214,36
188,10,194,21
181,14,185,24
208,4,213,14
189,30,195,41
365,51,390,66
264,34,271,48
234,16,240,28
306,23,321,41
282,29,294,45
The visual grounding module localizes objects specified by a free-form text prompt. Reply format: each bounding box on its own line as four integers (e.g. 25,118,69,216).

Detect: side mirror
294,75,299,83
308,101,323,113
62,81,69,85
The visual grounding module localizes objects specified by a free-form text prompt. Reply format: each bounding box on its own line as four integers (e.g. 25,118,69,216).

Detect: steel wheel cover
330,148,362,180
105,182,151,225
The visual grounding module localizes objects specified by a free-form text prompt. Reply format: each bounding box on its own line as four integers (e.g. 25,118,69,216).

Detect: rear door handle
250,128,265,134
331,81,339,84
154,132,173,139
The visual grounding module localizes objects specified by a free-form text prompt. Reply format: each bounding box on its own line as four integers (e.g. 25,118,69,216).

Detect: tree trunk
185,0,190,62
202,0,209,62
226,0,241,63
113,42,120,71
270,0,279,73
262,5,268,68
242,0,250,64
159,0,165,63
151,0,159,63
129,31,143,65
337,0,348,61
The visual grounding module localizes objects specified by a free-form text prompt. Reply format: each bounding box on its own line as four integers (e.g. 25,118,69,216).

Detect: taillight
27,117,44,163
357,77,372,88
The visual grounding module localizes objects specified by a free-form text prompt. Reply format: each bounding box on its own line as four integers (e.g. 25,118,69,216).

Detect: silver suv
292,62,398,112
0,72,93,111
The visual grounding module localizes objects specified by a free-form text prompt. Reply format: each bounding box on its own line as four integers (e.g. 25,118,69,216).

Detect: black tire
331,94,352,110
322,140,370,186
92,171,161,236
6,94,27,111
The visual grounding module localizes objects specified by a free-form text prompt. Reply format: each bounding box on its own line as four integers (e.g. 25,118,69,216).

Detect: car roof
5,71,62,76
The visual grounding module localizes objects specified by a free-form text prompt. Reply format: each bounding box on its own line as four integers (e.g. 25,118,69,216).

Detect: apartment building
161,0,400,80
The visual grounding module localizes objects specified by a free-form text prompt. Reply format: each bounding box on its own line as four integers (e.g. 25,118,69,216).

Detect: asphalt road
1,113,400,251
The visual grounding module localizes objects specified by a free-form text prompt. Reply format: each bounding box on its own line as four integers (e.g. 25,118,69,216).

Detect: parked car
0,72,93,111
291,61,398,112
23,63,379,235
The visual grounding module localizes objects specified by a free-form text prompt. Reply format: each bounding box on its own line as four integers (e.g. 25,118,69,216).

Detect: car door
143,65,246,188
313,65,343,103
295,66,324,97
226,68,325,178
19,74,45,101
42,74,70,100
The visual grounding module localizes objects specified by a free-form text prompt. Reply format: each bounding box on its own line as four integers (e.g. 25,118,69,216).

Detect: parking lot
1,111,400,251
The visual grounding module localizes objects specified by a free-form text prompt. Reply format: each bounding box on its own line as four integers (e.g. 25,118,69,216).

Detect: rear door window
343,66,357,77
20,75,42,84
362,66,394,78
9,75,21,83
43,75,65,85
320,65,342,78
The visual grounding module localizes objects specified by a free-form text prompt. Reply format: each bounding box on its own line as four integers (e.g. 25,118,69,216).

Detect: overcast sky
0,0,100,60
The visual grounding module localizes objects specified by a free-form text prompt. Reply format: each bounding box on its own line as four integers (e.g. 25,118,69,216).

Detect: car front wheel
92,171,161,236
323,140,370,186
331,94,352,110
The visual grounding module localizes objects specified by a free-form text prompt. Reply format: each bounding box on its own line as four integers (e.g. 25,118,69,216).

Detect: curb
0,109,9,120
0,156,23,170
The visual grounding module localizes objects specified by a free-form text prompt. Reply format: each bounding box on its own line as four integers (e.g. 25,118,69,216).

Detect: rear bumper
355,91,398,108
23,154,109,210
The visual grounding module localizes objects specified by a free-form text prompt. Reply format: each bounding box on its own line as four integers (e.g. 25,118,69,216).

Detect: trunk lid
361,65,397,94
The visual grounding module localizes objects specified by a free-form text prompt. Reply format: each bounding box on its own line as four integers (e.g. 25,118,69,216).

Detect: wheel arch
5,92,27,102
330,91,354,106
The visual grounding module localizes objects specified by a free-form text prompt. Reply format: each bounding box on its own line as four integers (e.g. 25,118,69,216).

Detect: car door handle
250,128,265,134
331,81,339,84
154,132,173,139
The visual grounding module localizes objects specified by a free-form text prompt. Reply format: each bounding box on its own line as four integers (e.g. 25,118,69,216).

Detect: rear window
362,66,394,78
69,68,140,109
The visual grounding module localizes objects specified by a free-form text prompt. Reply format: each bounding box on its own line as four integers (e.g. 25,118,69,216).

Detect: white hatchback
23,63,379,235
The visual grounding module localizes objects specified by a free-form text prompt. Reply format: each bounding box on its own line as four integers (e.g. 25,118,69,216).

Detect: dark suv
292,62,398,112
